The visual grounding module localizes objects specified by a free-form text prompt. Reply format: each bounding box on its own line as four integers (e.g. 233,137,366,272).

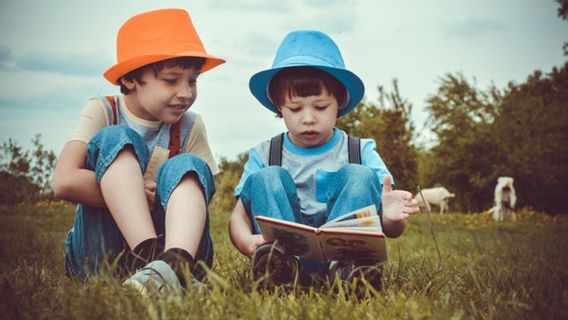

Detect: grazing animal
490,176,517,221
414,187,456,214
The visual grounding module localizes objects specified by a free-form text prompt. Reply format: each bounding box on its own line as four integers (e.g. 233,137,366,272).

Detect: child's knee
87,127,149,180
337,164,377,185
239,167,296,207
156,154,215,205
249,166,293,189
178,172,201,191
159,153,210,176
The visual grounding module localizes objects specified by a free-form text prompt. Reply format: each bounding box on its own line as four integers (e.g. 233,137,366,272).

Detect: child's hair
268,67,347,117
120,57,206,94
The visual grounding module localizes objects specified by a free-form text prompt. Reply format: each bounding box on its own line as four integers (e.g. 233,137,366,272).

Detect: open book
256,205,387,263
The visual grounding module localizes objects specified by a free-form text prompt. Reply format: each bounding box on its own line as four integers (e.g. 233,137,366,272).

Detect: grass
1,201,567,319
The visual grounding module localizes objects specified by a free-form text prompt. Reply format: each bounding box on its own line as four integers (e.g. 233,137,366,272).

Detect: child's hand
144,180,156,209
246,234,267,257
381,176,420,221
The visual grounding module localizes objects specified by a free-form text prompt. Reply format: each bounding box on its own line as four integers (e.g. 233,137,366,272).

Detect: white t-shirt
68,95,219,180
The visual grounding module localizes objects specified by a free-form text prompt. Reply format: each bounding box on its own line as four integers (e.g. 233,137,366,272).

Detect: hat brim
103,51,225,85
249,64,364,117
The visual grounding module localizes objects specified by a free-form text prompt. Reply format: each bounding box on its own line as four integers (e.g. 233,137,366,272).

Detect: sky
0,0,566,162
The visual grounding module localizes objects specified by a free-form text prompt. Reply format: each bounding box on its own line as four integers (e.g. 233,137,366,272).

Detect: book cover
256,205,387,262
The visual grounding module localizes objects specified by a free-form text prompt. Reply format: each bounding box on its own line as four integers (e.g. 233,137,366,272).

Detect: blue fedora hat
249,30,365,117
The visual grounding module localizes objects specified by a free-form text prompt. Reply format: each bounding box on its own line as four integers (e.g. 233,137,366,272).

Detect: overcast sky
0,0,566,161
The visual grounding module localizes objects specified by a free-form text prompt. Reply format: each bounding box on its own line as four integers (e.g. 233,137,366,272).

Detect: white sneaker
123,260,181,296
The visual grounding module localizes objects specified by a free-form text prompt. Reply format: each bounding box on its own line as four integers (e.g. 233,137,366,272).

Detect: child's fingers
382,176,393,193
144,180,156,191
404,199,418,206
404,205,420,215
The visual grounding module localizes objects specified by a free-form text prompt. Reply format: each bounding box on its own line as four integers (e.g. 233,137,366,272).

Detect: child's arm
229,198,266,257
51,141,107,207
380,176,420,238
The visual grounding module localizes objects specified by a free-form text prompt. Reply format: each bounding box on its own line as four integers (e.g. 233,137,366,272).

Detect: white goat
490,176,517,221
414,187,456,214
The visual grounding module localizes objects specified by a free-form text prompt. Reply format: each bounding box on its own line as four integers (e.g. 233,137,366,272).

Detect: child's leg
164,173,205,255
324,164,384,291
238,166,304,234
325,164,382,222
239,167,312,286
66,126,152,279
100,147,156,248
152,153,215,281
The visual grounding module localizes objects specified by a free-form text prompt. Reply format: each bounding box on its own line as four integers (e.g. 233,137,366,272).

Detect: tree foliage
421,74,503,211
422,64,568,213
0,172,40,205
492,65,568,213
0,134,56,204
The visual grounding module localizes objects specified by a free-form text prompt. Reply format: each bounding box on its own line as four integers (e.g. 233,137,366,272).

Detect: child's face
122,65,199,123
278,90,339,148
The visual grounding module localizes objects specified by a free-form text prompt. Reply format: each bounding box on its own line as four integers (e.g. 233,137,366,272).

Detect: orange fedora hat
103,8,225,85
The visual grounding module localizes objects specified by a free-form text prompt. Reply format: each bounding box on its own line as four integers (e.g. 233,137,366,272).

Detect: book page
322,205,382,232
319,230,387,262
321,215,382,232
256,216,325,260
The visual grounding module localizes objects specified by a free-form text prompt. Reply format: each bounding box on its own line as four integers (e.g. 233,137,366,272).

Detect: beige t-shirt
68,95,219,180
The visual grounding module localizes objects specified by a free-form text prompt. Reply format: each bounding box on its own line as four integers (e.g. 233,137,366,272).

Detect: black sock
127,238,163,271
159,248,194,287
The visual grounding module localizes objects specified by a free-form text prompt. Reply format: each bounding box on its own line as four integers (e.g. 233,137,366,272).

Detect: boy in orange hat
52,8,224,294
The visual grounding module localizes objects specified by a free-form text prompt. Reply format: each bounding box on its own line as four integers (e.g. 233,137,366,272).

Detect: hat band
274,54,344,69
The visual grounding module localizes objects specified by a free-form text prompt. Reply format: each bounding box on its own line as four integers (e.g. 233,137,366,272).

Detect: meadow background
0,201,567,319
1,2,567,319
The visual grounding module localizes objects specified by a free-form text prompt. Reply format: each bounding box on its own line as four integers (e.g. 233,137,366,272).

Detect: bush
0,171,40,205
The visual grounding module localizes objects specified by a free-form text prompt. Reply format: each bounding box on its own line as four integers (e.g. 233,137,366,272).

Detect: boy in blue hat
229,30,420,289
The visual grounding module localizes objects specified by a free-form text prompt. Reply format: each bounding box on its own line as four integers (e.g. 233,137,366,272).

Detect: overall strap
347,135,361,164
268,133,285,166
105,96,118,125
103,95,180,158
168,121,181,158
269,133,361,165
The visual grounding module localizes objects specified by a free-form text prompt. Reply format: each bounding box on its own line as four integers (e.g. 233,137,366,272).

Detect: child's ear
120,78,136,91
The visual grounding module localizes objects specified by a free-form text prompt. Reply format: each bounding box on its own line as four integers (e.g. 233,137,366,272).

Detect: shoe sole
252,243,291,286
347,266,382,291
123,278,149,296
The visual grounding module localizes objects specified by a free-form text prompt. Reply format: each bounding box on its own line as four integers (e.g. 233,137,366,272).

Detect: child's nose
176,83,193,99
302,110,316,123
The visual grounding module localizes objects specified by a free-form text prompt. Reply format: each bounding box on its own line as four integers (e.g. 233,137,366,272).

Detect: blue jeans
239,165,383,283
65,126,215,280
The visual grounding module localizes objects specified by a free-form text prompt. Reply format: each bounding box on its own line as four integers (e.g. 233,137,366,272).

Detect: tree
423,73,502,212
0,172,39,205
491,63,568,213
423,64,568,214
0,134,56,204
28,134,57,194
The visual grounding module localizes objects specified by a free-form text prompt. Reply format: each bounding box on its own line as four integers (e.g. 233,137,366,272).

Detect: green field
1,201,566,319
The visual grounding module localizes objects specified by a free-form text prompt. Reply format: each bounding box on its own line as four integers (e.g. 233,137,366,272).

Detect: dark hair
267,67,347,117
119,57,206,94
